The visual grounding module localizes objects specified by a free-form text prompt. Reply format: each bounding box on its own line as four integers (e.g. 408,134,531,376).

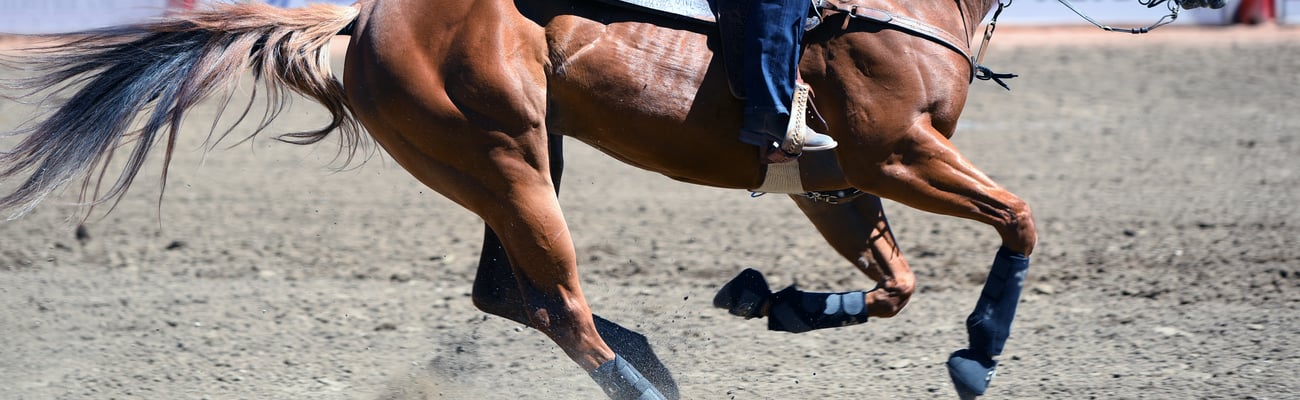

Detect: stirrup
767,83,836,163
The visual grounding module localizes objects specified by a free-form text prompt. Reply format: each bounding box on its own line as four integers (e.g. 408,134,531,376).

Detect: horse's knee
998,199,1037,256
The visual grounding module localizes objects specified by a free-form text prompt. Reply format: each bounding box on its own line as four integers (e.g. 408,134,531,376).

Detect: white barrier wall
988,0,1233,25
260,0,354,6
0,0,169,34
0,0,353,34
1283,0,1300,24
0,0,1272,35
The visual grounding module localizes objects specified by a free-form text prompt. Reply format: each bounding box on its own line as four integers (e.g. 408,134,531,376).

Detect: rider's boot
759,81,837,164
743,84,837,164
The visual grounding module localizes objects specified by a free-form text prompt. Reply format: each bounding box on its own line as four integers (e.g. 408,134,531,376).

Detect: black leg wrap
590,354,667,400
947,247,1031,398
767,286,869,333
712,268,772,319
965,247,1030,357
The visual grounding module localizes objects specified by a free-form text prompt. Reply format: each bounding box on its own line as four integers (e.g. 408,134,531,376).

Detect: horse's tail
0,2,361,219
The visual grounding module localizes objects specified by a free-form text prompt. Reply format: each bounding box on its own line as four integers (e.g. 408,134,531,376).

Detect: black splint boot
712,268,773,319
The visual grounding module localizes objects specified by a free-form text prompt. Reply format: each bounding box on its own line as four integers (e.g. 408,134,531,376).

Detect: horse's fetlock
873,304,903,318
868,293,906,318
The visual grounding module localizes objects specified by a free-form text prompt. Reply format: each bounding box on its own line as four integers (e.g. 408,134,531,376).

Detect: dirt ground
2,24,1297,400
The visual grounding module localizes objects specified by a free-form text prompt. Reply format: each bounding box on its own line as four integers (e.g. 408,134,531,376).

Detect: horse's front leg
839,121,1036,398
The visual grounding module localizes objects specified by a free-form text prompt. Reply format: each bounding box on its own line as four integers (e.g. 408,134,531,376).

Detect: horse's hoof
712,268,772,319
946,349,997,399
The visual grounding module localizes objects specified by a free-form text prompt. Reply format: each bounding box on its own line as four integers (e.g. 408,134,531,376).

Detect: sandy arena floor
1,24,1298,399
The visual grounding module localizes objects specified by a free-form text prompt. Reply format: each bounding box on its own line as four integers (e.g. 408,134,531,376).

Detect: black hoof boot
712,268,772,319
947,349,997,399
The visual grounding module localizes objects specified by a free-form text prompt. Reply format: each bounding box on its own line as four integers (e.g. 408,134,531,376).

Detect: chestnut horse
0,0,1090,397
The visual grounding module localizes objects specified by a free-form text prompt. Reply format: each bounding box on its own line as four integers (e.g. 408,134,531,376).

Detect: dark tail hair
0,2,361,219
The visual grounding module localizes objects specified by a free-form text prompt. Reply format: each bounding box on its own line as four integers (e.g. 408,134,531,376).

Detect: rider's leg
739,0,835,162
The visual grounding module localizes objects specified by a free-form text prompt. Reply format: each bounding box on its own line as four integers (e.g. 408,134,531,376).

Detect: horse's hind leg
365,115,663,398
475,223,680,399
470,135,679,399
345,8,662,398
470,133,566,326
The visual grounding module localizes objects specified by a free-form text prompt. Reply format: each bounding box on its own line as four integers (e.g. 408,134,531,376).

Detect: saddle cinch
586,0,979,99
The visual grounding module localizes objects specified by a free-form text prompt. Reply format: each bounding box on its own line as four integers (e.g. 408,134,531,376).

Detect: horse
0,0,1216,397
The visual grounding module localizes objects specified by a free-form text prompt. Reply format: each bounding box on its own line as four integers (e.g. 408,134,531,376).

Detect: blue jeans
737,0,809,148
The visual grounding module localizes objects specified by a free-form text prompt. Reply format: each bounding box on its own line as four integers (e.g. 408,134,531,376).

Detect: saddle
587,0,977,98
587,0,821,99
